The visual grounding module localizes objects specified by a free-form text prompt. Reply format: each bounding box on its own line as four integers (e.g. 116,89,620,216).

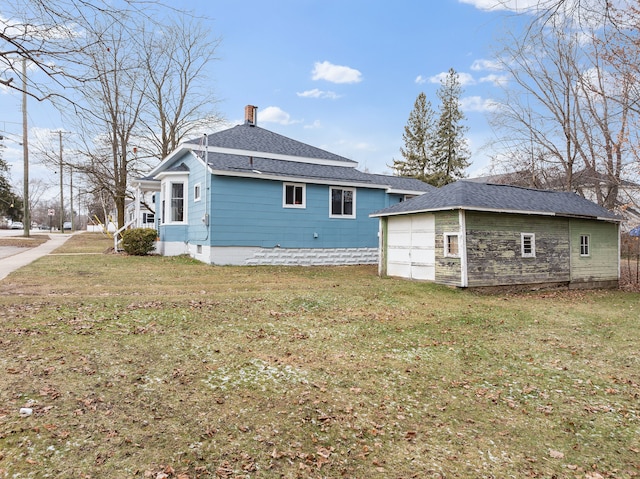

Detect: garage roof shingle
371,180,620,221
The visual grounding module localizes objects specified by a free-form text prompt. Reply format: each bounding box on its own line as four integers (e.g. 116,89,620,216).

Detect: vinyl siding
209,175,386,248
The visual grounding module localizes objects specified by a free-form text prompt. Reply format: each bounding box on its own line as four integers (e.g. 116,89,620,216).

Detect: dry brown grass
0,235,49,249
0,233,639,478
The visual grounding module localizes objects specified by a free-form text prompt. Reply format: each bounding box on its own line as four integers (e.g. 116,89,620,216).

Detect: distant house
469,170,640,231
133,105,433,265
370,181,621,289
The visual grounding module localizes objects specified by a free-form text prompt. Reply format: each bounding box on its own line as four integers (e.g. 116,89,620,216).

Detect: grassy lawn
0,233,638,478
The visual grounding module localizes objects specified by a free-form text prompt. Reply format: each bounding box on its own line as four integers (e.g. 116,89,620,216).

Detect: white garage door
386,213,435,280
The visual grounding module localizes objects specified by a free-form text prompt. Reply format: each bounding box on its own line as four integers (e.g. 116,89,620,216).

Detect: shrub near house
121,228,158,255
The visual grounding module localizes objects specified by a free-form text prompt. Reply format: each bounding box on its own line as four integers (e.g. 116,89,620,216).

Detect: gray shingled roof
204,151,375,184
178,124,433,192
186,124,356,164
202,151,434,193
371,180,621,221
370,174,435,193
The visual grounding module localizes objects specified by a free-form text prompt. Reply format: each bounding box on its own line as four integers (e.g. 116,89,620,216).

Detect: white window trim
194,182,202,202
329,186,356,219
283,182,306,208
521,232,536,258
580,234,590,257
162,176,188,225
443,232,461,258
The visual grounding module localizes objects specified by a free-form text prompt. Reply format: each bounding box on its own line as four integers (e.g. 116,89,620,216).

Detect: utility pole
22,58,30,238
69,165,73,230
58,131,64,232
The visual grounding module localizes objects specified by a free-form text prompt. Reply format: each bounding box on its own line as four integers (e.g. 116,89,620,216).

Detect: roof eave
371,205,620,221
209,168,383,188
192,145,356,167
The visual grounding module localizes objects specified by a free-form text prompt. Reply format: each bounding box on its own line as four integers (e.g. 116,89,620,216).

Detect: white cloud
312,61,362,84
428,71,476,86
296,88,341,99
258,106,299,125
470,58,501,71
479,74,509,87
304,120,322,129
460,95,500,112
415,75,427,84
458,0,540,12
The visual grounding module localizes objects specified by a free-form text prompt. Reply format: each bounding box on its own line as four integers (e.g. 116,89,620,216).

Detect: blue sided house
134,105,433,265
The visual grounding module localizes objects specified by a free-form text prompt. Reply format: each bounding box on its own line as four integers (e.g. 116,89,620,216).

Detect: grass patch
0,235,49,248
0,233,638,478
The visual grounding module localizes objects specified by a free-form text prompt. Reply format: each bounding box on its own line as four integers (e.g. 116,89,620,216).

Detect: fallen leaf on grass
549,449,564,459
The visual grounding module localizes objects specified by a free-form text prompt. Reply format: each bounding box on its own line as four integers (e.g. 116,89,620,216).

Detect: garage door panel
387,247,410,263
387,214,436,281
409,247,435,264
410,264,435,281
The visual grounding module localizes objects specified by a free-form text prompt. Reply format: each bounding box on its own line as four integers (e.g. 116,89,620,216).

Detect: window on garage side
330,187,355,218
444,232,460,257
580,234,590,256
521,232,536,258
284,183,305,208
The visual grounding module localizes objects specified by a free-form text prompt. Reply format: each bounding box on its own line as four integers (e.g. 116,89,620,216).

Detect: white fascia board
154,170,190,181
146,145,193,178
371,206,558,218
132,179,161,191
209,169,387,189
191,144,355,167
385,187,431,195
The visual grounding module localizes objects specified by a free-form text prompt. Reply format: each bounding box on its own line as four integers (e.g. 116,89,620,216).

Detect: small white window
580,234,590,256
330,187,355,218
521,233,536,258
283,183,305,208
444,232,460,258
194,183,201,202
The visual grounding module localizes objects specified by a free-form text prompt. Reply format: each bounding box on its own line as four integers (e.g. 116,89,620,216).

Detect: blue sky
0,0,535,194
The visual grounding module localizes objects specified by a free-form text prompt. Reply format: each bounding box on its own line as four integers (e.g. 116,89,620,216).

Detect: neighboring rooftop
371,180,621,221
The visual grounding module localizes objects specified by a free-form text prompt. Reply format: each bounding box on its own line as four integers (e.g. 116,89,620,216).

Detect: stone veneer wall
244,248,378,266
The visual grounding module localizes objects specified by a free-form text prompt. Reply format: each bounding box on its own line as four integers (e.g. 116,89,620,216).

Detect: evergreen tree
430,68,470,186
0,149,22,220
390,92,435,181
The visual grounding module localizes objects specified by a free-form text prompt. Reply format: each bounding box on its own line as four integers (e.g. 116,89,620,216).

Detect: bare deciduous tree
67,14,223,228
489,8,635,210
139,19,223,162
0,0,159,102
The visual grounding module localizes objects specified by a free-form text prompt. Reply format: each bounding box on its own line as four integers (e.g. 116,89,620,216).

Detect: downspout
459,209,468,287
203,134,209,236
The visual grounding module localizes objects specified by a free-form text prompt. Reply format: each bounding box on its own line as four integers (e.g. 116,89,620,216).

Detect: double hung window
284,183,305,208
330,187,355,218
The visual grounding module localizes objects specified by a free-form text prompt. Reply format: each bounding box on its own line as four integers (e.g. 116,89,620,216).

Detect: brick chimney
244,105,258,126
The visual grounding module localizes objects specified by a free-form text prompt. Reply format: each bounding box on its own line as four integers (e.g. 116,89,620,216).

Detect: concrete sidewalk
0,234,74,281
